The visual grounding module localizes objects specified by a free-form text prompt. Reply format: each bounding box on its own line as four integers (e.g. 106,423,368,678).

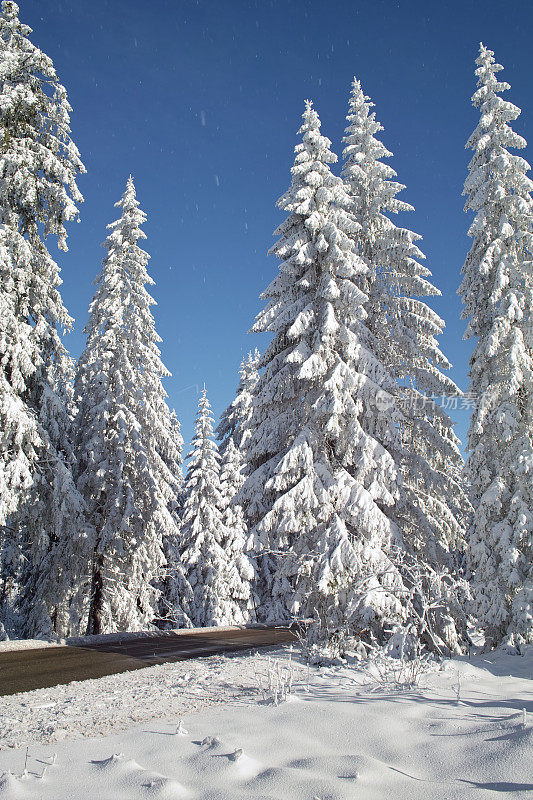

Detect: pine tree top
187,387,219,462
341,77,438,300
216,349,260,448
104,176,151,267
474,44,515,107
279,100,351,220
342,77,412,218
467,43,526,151
460,44,533,334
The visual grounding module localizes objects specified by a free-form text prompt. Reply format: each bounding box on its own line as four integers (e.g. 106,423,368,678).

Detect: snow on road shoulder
0,639,63,653
0,645,531,800
0,645,305,749
0,624,256,651
66,624,252,647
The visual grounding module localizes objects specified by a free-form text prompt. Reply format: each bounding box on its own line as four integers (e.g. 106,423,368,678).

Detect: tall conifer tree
217,349,260,456
459,45,533,647
0,1,91,638
181,388,234,626
219,437,255,622
341,77,468,567
241,103,409,639
74,178,188,634
339,79,472,652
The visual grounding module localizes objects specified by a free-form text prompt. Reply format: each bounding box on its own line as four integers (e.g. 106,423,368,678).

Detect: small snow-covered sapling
454,668,462,705
20,746,29,779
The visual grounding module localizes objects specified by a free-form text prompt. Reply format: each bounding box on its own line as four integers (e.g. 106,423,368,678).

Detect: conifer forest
0,1,531,657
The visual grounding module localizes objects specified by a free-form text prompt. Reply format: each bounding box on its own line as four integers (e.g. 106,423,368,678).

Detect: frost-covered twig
254,652,294,705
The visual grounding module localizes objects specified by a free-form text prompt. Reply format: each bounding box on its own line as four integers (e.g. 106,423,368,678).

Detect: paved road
0,626,296,697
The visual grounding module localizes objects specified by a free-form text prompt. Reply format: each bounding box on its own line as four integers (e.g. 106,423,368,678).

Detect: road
0,626,297,697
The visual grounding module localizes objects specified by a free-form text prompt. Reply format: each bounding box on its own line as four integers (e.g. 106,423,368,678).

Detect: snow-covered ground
0,639,63,653
0,644,531,799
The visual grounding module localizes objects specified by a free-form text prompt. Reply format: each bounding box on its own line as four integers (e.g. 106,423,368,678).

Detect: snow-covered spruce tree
216,349,260,454
215,354,259,622
459,45,533,648
74,178,190,634
181,388,235,626
0,1,92,638
342,77,467,566
341,78,470,651
218,437,256,622
156,409,192,628
241,101,411,642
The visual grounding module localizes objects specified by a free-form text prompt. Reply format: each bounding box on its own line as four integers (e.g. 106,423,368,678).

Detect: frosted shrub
255,652,294,705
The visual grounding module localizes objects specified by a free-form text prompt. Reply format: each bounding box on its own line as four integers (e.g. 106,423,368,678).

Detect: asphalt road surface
0,626,297,697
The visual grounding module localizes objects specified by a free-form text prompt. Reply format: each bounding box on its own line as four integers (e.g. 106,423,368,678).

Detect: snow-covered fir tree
341,78,470,651
241,102,413,642
74,177,189,634
215,353,259,622
155,407,189,627
218,437,256,622
156,404,193,629
341,77,467,567
181,388,236,626
216,349,260,454
0,0,92,638
459,45,533,648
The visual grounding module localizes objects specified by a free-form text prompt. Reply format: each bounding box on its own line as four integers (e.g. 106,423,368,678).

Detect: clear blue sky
21,0,532,454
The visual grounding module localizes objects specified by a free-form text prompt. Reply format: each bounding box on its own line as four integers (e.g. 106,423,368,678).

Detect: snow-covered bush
255,652,295,705
359,645,435,691
295,542,468,663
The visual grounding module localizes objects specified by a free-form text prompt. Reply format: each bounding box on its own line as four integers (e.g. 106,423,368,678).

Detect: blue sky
22,0,532,454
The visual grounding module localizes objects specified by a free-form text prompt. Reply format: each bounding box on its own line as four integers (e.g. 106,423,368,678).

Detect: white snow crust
0,644,531,799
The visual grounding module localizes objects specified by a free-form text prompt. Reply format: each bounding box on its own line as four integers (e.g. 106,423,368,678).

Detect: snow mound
229,752,260,779
139,773,189,798
89,756,190,798
287,752,366,781
0,771,27,798
90,753,144,773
